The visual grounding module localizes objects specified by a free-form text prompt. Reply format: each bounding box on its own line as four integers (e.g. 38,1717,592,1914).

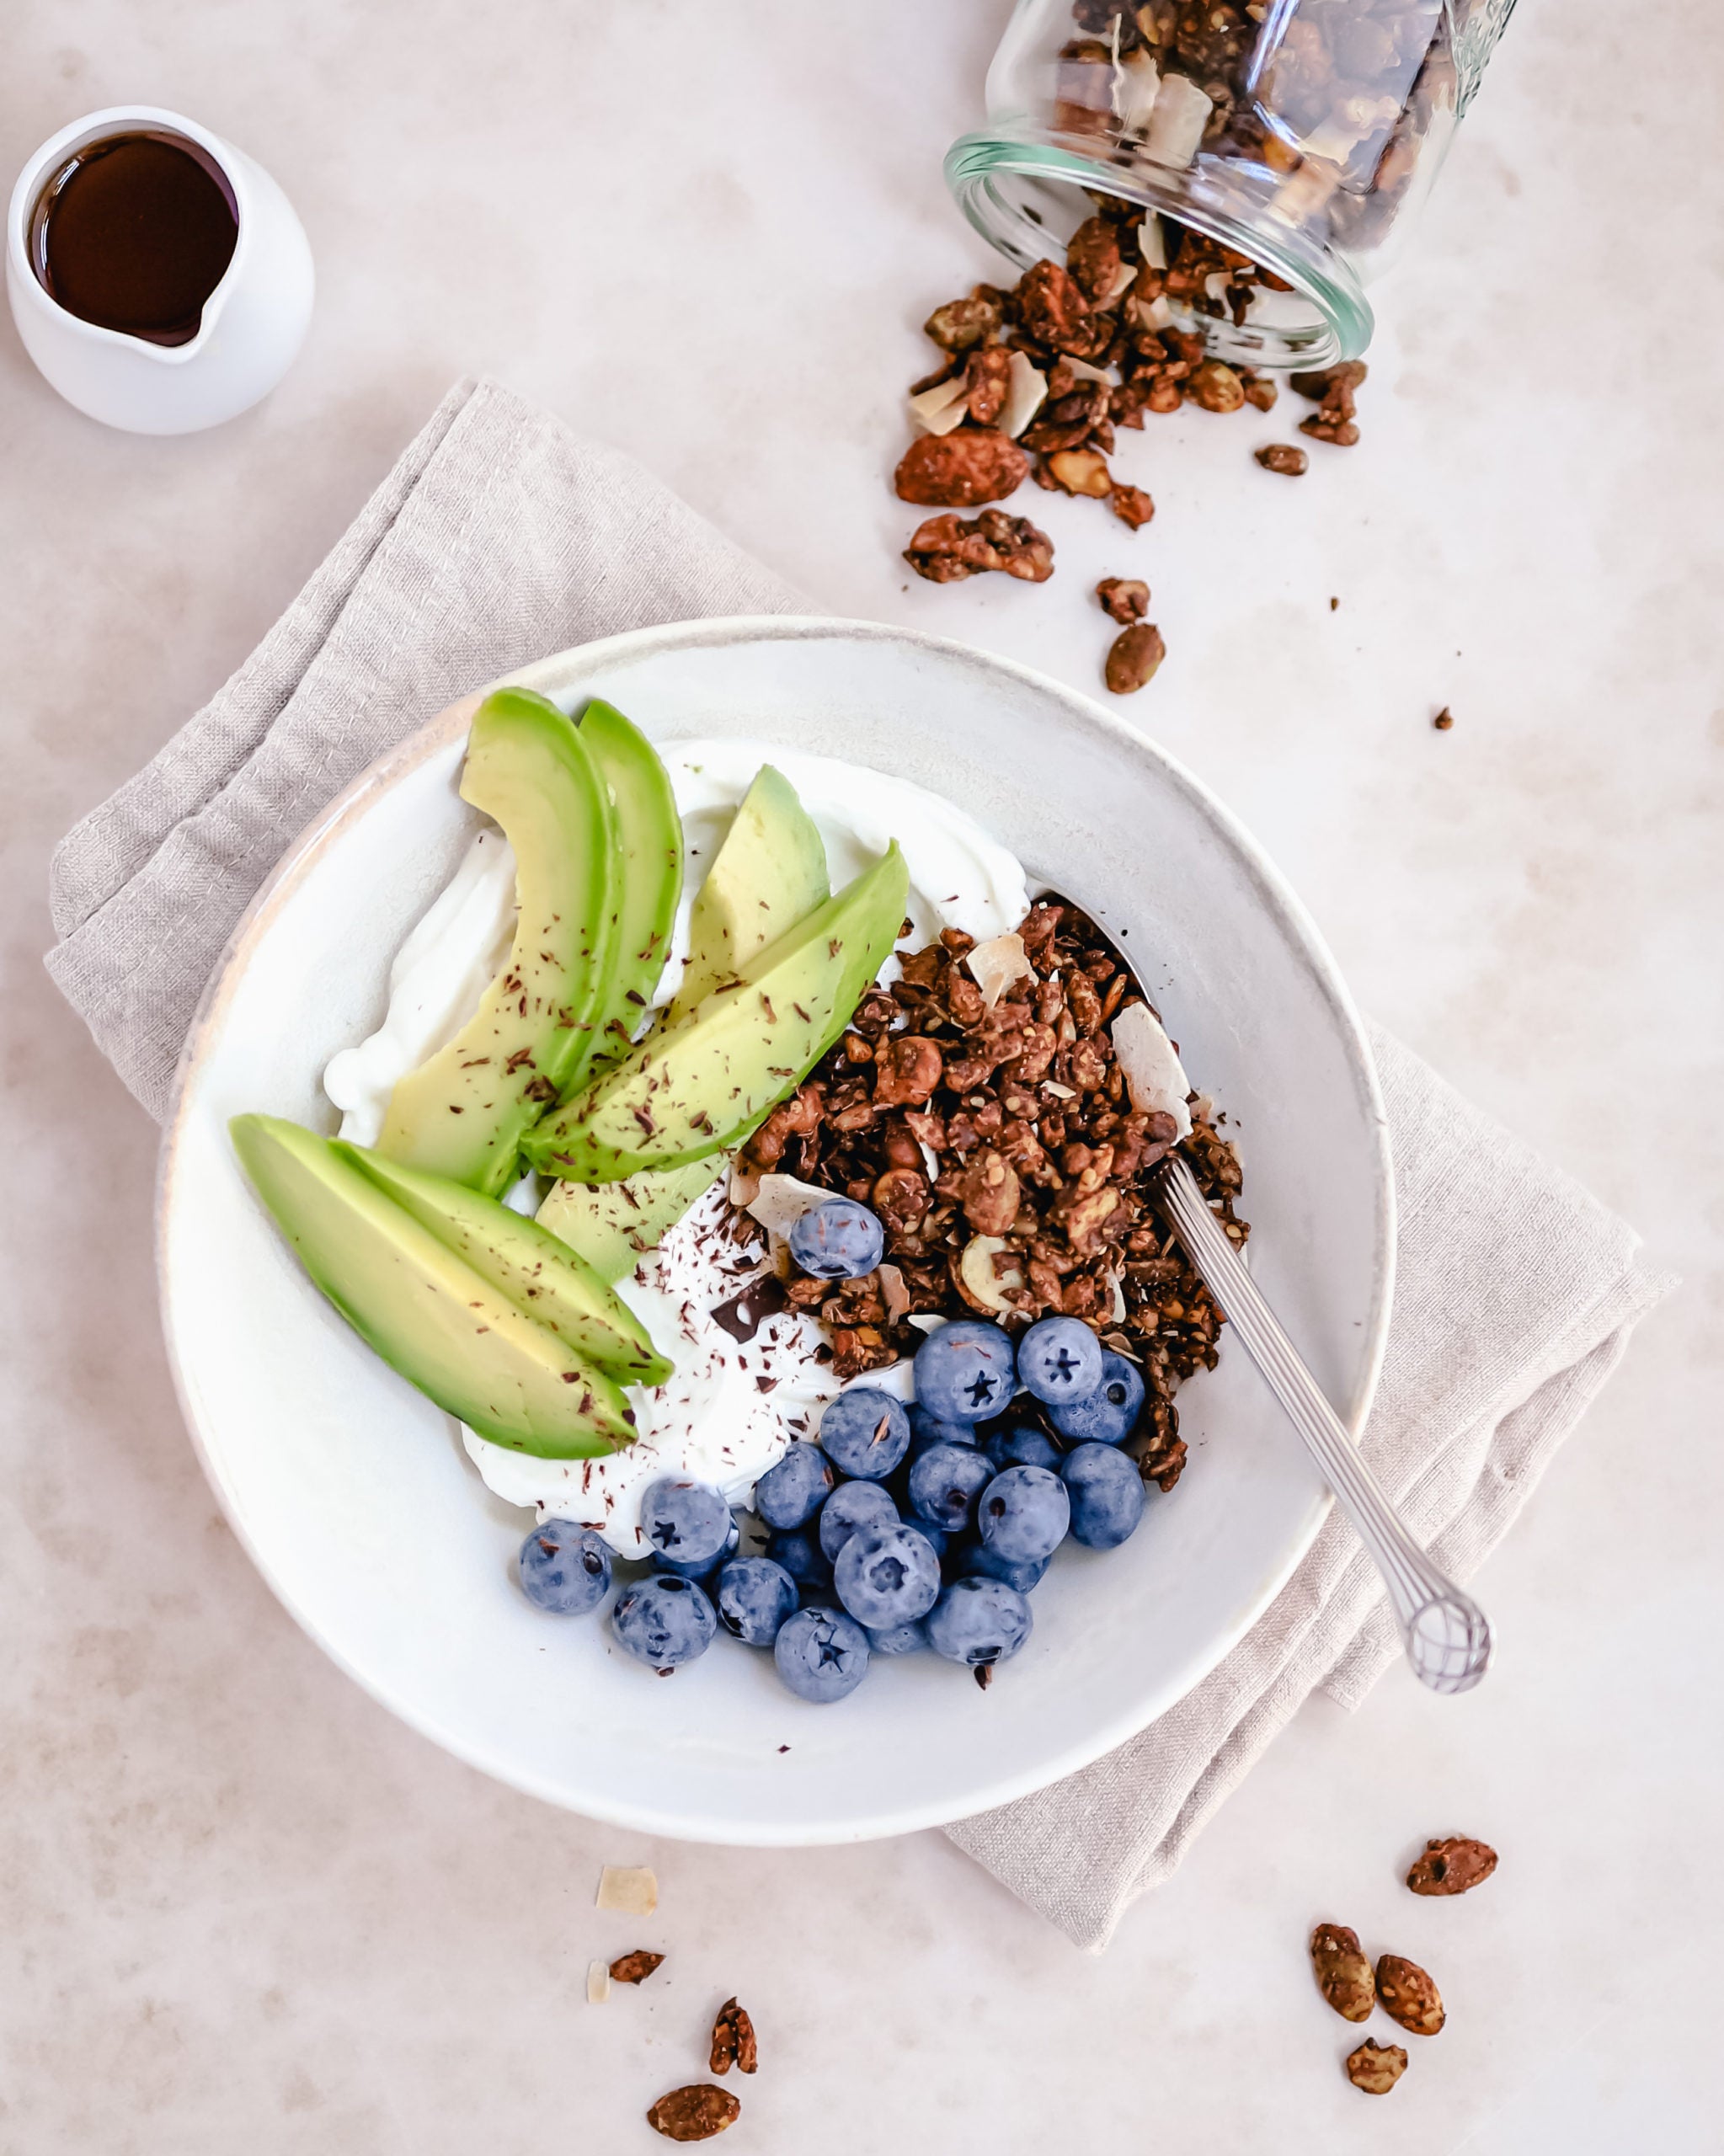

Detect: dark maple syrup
29,130,238,346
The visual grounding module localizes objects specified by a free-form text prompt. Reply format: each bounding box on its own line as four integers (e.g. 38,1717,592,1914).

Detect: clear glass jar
947,0,1517,368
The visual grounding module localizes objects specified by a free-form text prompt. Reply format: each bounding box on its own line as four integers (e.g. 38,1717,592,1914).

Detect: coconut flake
1118,49,1161,132
1063,355,1114,386
595,1865,658,1915
909,375,972,436
1103,1269,1128,1323
1096,259,1138,308
1001,350,1047,440
1112,1002,1193,1138
1139,216,1167,270
587,1959,612,2004
959,1235,1026,1315
728,1161,761,1209
1043,1080,1077,1101
1143,75,1211,169
746,1172,832,1241
907,1314,947,1337
966,931,1034,1009
878,1262,911,1324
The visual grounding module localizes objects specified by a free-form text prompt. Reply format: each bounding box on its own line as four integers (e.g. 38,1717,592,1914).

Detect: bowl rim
155,613,1396,1843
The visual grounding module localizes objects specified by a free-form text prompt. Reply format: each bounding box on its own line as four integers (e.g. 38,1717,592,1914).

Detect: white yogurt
462,1179,838,1557
322,738,1030,1552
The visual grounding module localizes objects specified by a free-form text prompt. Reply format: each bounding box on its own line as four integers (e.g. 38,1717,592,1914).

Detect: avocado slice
579,699,684,1069
376,687,621,1196
232,1115,637,1456
669,764,829,1022
537,1158,726,1283
339,1142,671,1384
522,842,909,1183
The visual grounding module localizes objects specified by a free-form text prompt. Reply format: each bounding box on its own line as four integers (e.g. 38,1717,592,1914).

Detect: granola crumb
1106,622,1166,694
1406,1834,1497,1895
1345,2039,1408,2095
609,1950,666,1986
1254,443,1308,477
647,2085,741,2142
1433,706,1454,731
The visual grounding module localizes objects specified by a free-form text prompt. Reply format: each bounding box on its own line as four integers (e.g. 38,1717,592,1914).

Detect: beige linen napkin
46,379,1673,1950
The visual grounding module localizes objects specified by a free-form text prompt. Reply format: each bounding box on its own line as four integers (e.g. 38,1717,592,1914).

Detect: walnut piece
647,2085,741,2141
894,430,1029,508
904,510,1054,584
1310,1921,1375,2022
1188,359,1245,414
1345,2038,1408,2095
1109,483,1155,529
1376,1952,1444,2036
1255,443,1308,476
710,1997,758,2076
1406,1835,1497,1896
1096,576,1150,625
609,1949,665,1985
1105,622,1166,694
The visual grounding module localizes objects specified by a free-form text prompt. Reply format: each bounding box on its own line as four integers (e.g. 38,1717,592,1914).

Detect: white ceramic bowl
158,618,1392,1844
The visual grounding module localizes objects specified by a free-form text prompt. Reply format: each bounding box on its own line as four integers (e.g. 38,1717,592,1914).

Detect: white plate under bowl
158,616,1392,1846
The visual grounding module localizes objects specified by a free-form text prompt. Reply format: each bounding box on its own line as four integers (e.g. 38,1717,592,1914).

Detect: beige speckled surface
3,2,1721,2149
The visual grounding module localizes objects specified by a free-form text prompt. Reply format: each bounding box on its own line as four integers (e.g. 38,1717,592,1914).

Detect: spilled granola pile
734,898,1246,1492
894,195,1368,689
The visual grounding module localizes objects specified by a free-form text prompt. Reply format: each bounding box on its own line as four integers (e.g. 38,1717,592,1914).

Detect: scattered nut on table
1310,1922,1376,2022
1345,2038,1409,2095
608,1950,665,1985
1377,1952,1445,2036
1096,576,1149,625
1406,1835,1497,1895
710,1996,758,2075
1104,622,1166,695
647,2085,741,2142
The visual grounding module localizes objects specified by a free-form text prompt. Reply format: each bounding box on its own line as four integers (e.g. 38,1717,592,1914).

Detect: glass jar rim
944,124,1374,370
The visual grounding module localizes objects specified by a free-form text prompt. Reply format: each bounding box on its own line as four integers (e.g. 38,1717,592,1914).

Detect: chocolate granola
735,900,1246,1491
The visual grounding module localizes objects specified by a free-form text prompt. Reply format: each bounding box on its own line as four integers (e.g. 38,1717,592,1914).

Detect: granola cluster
736,899,1247,1492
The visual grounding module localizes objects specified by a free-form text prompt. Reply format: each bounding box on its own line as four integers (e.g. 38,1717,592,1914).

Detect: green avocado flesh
536,1158,727,1284
340,1143,670,1385
232,1114,637,1457
579,699,683,1070
669,764,829,1022
522,842,909,1183
377,687,620,1196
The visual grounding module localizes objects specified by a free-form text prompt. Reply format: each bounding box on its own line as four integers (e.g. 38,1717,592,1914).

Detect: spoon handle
1153,1154,1493,1695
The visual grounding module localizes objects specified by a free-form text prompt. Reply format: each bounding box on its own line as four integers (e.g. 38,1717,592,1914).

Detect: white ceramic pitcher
6,105,314,435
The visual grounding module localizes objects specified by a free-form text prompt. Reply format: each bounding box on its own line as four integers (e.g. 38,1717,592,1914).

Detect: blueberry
912,1320,1017,1425
816,1479,899,1564
1016,1315,1104,1405
766,1527,832,1595
1049,1352,1145,1446
926,1576,1034,1668
906,1444,995,1534
978,1464,1071,1563
953,1540,1052,1595
787,1198,885,1280
1061,1441,1146,1549
638,1477,733,1566
773,1606,871,1703
611,1573,718,1669
981,1421,1064,1474
866,1619,928,1656
818,1388,911,1480
834,1522,942,1630
715,1556,799,1646
754,1443,835,1529
516,1519,612,1614
653,1513,739,1579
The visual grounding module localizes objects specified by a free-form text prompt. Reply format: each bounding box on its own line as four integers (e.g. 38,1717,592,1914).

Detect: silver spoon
1059,902,1493,1695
